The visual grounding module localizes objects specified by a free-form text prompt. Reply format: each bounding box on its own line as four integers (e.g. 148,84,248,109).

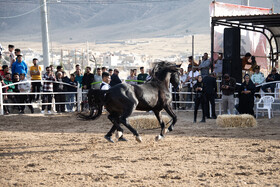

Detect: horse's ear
176,64,182,68
152,63,159,74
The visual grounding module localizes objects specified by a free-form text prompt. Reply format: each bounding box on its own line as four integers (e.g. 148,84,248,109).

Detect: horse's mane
151,61,175,82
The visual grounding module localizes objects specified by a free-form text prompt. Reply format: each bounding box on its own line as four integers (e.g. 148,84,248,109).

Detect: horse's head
152,61,180,88
170,71,180,89
152,61,179,79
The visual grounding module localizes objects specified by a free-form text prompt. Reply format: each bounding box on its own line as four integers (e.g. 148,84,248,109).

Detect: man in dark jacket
82,66,95,89
54,72,69,113
81,67,94,111
110,69,122,87
221,74,236,114
203,73,217,119
261,67,280,93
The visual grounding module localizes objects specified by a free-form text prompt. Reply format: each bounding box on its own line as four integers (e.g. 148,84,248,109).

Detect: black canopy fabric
211,13,280,67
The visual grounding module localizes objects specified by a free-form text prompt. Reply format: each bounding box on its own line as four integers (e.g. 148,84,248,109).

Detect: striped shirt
42,73,56,92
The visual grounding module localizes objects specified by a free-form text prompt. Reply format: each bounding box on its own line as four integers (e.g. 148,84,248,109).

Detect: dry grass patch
128,115,171,130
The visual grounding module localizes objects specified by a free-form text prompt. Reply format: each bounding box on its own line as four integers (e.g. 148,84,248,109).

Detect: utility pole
40,0,50,69
192,35,194,71
82,49,84,70
192,35,194,61
241,0,250,6
60,49,63,64
74,49,77,64
86,41,89,67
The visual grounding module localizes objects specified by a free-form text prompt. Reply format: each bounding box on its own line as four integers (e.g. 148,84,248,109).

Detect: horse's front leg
163,104,177,133
153,110,165,141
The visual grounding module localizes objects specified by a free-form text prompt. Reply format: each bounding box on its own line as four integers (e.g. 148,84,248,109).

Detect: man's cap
17,53,23,57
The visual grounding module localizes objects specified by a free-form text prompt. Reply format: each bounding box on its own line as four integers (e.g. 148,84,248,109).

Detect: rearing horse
80,61,180,142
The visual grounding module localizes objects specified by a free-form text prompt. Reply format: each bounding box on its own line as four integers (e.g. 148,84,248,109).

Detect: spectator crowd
1,45,280,120
173,53,280,122
0,44,152,115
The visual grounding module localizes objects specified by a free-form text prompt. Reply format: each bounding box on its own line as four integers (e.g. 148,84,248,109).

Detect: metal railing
171,80,280,115
1,79,280,115
0,80,84,115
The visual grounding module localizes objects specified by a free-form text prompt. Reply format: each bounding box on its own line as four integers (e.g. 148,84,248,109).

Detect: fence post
0,82,3,115
52,91,55,112
77,83,82,112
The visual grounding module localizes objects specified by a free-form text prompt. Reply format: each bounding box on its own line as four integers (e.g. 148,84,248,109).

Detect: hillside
0,0,276,43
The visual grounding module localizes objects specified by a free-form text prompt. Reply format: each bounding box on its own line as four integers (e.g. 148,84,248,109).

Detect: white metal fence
171,80,280,115
0,80,86,115
1,80,280,115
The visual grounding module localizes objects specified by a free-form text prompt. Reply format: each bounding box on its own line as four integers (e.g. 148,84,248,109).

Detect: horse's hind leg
119,117,142,142
106,114,123,138
164,105,177,133
119,102,142,142
154,110,165,141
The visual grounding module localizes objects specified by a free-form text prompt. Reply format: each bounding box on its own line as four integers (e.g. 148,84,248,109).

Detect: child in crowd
12,73,20,112
54,72,67,113
66,74,77,112
18,73,34,114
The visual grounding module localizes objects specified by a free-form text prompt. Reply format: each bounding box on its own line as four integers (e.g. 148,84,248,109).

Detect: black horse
80,61,180,142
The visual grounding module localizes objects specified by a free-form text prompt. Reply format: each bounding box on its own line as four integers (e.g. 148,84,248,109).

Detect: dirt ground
0,111,279,187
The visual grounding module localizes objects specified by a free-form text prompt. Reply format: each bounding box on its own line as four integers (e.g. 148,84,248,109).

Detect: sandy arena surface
0,111,280,187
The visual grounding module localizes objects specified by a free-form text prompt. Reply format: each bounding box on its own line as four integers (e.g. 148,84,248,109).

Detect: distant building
103,55,120,67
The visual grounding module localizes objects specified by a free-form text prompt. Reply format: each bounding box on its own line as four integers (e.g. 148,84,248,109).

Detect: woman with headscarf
237,74,256,116
193,75,206,123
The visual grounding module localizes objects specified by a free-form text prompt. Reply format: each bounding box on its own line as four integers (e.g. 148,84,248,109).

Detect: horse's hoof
168,125,173,132
135,136,142,143
115,131,122,139
104,135,114,143
163,128,169,134
155,135,164,141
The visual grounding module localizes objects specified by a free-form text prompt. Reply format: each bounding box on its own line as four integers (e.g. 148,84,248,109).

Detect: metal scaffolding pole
40,0,50,69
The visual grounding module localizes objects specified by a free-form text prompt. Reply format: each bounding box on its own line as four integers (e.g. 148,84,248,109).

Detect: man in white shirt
8,44,15,68
179,67,188,109
187,66,200,109
18,73,34,114
100,72,111,90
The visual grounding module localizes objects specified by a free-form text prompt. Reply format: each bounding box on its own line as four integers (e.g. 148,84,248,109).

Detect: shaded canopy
211,13,280,67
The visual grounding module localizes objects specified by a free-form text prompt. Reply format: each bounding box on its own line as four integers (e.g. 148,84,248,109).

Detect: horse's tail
78,89,108,120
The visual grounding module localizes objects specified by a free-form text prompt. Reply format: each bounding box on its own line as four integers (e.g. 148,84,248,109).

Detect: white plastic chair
256,96,274,119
